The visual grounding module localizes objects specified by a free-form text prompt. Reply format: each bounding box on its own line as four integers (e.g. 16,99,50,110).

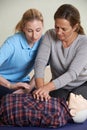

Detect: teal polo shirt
0,32,42,83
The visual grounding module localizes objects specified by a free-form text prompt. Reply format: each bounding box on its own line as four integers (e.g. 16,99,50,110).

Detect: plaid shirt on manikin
0,93,72,128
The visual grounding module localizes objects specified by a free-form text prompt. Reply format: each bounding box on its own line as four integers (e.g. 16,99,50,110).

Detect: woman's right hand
11,82,31,90
33,87,51,101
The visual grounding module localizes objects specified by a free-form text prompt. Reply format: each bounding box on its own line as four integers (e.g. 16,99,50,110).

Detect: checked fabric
0,93,72,128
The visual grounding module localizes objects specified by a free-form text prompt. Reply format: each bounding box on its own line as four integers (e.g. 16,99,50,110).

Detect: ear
70,109,76,116
73,23,78,31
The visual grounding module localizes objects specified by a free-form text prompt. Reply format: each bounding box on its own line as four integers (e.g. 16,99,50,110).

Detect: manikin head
68,93,87,123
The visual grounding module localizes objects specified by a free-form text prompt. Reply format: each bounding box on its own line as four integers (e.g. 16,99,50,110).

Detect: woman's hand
13,88,26,94
11,82,31,91
33,86,51,101
33,82,55,101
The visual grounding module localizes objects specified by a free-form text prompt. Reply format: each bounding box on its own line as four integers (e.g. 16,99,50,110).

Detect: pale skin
0,19,43,93
68,93,87,117
33,18,78,101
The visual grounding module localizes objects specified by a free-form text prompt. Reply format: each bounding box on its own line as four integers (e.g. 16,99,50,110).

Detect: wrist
7,83,13,89
47,82,55,91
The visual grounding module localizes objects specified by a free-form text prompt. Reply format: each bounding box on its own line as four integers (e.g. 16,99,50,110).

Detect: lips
58,35,64,40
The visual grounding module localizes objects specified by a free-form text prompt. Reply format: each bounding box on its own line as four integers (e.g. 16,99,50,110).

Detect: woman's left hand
12,82,34,94
33,82,55,101
33,86,51,101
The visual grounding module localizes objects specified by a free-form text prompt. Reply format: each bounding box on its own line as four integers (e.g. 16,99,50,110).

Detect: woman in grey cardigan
33,4,87,101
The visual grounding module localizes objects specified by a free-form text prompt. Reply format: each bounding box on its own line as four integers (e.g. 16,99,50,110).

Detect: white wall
0,0,87,44
0,0,87,82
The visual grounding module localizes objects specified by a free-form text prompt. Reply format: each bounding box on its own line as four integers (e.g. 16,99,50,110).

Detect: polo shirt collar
20,32,31,49
20,32,41,50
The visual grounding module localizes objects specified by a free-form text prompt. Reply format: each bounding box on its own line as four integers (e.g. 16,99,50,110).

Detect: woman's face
23,19,43,44
55,18,76,42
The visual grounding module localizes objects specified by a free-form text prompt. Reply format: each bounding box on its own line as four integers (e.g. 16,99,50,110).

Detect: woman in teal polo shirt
0,8,44,97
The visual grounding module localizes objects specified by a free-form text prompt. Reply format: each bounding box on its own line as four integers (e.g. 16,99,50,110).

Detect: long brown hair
15,8,43,32
54,4,85,34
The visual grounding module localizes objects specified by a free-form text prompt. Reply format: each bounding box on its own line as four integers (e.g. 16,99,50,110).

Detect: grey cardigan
35,29,87,90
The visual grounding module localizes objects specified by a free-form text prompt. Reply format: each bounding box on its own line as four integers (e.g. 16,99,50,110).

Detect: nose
56,28,62,35
32,32,38,39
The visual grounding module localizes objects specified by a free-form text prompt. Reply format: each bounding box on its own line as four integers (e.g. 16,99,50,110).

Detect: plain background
0,0,87,82
0,0,87,44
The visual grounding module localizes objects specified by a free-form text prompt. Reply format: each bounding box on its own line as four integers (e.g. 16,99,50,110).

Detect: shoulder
1,32,24,51
76,35,87,50
6,32,23,42
45,29,56,36
3,32,24,46
78,35,87,42
43,29,57,41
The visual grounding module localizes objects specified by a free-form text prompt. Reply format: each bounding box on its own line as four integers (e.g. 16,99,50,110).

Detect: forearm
29,76,36,90
35,78,44,89
45,81,56,92
0,76,11,89
53,70,77,89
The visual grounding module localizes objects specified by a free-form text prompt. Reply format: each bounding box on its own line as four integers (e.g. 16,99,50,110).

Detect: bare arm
35,78,44,89
0,76,31,91
33,80,56,101
28,76,37,92
0,76,11,89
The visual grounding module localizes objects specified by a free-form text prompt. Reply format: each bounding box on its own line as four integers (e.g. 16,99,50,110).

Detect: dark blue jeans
0,86,14,98
0,81,31,99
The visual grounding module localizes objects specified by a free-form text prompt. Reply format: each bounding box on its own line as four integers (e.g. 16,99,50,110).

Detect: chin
58,36,64,41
